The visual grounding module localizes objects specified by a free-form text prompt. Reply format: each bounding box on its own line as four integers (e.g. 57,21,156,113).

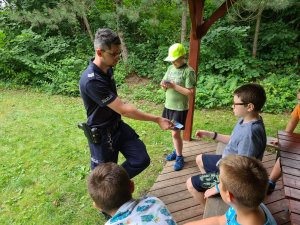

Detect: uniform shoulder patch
88,72,94,78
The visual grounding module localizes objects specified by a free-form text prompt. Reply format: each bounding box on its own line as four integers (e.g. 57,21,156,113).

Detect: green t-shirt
162,64,196,111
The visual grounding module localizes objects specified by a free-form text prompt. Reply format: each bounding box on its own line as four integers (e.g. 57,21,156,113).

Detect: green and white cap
164,43,186,62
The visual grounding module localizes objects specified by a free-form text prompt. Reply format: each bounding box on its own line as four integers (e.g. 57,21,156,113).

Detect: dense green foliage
0,0,299,112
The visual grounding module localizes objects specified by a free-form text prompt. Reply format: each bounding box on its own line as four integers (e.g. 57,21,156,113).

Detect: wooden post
184,0,238,141
183,0,204,141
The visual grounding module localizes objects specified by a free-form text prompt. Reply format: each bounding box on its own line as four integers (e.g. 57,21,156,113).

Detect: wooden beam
188,0,198,39
184,0,204,141
184,0,238,141
197,0,237,39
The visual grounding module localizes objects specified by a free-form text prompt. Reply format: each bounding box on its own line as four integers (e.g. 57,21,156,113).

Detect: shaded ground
124,73,161,108
125,73,151,86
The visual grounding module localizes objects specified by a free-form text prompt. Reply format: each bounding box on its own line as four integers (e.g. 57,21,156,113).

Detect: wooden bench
278,131,300,225
203,142,228,218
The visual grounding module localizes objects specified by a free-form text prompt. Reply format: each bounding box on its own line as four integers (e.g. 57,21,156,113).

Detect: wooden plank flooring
149,140,291,225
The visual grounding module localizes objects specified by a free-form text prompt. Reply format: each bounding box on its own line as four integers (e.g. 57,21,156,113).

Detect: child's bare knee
171,130,181,139
186,177,195,192
196,154,203,166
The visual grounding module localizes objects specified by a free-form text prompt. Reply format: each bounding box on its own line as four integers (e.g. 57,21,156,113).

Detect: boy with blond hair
185,155,277,225
87,162,176,225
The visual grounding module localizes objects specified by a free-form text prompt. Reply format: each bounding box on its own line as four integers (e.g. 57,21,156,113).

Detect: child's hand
160,80,168,90
161,80,175,89
204,186,219,199
166,80,175,89
195,130,209,139
161,80,173,89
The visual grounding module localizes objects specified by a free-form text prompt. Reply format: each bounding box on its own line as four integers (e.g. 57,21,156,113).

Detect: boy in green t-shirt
161,43,196,171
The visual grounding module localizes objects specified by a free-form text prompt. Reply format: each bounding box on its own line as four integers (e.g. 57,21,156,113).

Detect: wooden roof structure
183,0,237,141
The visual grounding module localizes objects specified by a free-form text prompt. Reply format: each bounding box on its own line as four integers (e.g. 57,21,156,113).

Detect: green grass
0,88,298,224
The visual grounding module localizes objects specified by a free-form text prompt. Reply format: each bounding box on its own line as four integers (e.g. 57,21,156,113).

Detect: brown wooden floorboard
148,140,291,224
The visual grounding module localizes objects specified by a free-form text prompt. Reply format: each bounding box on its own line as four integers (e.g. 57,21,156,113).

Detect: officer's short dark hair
234,83,266,112
87,162,132,213
94,28,121,51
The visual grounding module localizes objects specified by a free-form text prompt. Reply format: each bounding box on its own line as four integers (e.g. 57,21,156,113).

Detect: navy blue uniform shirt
79,58,121,128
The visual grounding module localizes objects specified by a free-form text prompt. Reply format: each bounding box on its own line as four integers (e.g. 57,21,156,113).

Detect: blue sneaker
166,150,177,161
174,156,184,171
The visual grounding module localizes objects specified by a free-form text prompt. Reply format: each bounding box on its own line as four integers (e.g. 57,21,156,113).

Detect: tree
246,0,295,58
181,0,187,43
6,0,94,41
94,0,181,62
212,0,296,57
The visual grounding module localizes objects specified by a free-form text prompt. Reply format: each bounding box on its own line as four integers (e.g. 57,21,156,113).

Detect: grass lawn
0,87,298,224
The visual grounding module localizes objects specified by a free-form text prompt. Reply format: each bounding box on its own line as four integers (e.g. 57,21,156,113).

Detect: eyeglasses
102,49,122,58
233,102,249,106
233,102,249,105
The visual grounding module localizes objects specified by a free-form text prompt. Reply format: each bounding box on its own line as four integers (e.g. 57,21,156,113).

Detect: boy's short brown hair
219,155,268,209
234,83,266,112
87,162,132,213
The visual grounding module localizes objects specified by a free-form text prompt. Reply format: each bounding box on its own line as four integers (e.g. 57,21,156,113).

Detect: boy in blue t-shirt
187,83,267,205
184,155,277,225
88,162,176,225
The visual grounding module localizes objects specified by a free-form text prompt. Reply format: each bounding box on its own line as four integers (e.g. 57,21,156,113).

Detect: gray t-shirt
222,118,266,160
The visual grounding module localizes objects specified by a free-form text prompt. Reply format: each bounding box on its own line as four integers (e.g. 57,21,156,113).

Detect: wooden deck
149,140,291,225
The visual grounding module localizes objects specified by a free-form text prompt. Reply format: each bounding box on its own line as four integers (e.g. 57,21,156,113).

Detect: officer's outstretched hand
157,117,174,130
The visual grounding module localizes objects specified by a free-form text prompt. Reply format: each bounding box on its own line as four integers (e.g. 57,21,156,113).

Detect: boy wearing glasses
186,83,267,205
79,28,173,180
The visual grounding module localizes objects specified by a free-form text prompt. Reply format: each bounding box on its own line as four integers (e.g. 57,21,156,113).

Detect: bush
195,73,300,113
41,56,86,96
0,29,90,96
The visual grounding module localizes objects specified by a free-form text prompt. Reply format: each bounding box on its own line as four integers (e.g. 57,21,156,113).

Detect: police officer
79,28,172,179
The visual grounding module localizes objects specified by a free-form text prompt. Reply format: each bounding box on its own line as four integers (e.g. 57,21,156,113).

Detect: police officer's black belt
78,121,120,144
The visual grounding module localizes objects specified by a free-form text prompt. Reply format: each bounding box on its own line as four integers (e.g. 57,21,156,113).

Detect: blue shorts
191,172,220,192
191,154,222,192
202,154,222,173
